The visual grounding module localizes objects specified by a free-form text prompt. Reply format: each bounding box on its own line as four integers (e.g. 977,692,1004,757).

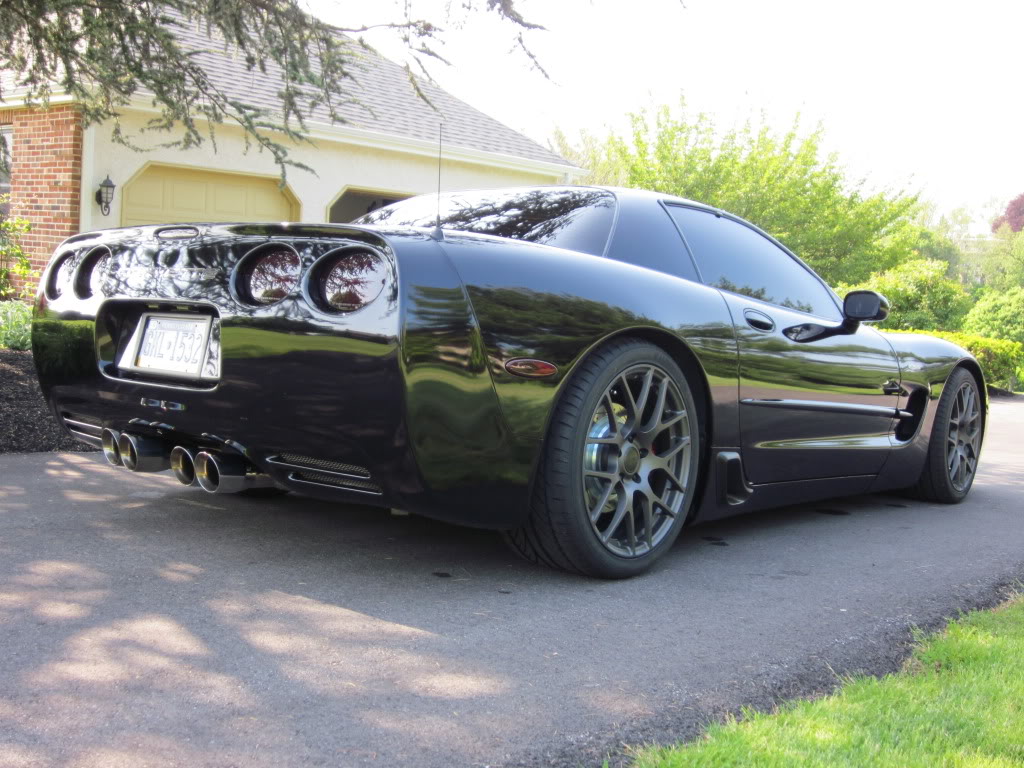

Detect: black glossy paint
718,290,901,484
32,188,986,531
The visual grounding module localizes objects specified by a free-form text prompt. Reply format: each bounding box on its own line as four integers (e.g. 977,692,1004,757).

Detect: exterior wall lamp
95,176,116,216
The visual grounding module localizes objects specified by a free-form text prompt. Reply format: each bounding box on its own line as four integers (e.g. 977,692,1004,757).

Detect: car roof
596,186,721,214
414,184,721,215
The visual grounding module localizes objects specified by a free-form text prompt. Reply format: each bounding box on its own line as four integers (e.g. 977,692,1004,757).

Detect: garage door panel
211,184,248,219
170,180,208,216
249,185,289,221
122,166,295,226
123,176,165,217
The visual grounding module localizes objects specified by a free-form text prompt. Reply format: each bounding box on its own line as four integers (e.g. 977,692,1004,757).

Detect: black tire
503,338,702,579
910,367,983,503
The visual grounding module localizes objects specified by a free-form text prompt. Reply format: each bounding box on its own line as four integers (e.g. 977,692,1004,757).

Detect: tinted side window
603,196,698,281
668,206,840,319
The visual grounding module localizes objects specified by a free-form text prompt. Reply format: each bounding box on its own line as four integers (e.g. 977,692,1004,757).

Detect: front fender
872,331,986,492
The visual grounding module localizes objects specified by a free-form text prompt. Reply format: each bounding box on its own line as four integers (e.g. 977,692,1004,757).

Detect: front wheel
504,339,702,578
910,367,983,503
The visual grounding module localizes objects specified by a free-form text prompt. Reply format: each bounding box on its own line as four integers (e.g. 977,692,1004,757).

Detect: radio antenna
431,122,444,241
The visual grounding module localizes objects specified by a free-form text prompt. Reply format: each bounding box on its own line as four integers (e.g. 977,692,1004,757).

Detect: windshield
355,187,617,256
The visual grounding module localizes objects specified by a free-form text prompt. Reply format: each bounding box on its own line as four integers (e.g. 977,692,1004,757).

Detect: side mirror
843,290,889,323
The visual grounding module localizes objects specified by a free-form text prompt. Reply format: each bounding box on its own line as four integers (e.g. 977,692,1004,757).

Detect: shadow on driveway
0,400,1021,767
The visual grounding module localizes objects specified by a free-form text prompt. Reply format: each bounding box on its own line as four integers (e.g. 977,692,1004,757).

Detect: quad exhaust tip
194,451,275,494
117,433,171,473
100,430,274,494
170,446,197,486
101,428,123,467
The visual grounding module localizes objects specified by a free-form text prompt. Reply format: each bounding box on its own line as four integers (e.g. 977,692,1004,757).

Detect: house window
0,126,11,218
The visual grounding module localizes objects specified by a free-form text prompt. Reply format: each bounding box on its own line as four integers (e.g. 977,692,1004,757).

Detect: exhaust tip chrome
170,446,197,486
101,428,123,467
195,451,222,493
117,433,171,473
195,451,275,494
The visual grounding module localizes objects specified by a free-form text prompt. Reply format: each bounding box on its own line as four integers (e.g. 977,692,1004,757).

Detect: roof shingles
1,18,569,167
174,22,568,166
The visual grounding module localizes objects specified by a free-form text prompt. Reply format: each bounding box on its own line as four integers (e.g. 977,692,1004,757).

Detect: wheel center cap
621,446,640,475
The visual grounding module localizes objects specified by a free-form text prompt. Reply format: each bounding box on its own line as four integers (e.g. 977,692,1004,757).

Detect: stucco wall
81,111,564,232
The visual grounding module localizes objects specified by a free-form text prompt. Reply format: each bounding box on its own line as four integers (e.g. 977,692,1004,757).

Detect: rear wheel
910,367,983,503
504,339,701,578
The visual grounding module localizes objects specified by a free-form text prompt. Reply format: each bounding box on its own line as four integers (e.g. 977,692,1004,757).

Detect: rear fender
438,234,739,445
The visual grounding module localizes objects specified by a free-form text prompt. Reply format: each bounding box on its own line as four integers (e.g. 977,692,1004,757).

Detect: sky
309,0,1023,233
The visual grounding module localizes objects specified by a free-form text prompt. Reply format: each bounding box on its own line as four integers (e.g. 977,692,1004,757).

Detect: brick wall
0,104,83,278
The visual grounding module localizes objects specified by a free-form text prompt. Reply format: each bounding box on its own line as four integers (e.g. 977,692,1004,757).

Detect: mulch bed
0,348,97,454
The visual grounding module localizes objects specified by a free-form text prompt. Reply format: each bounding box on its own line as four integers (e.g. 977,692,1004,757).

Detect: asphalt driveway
1,401,1022,767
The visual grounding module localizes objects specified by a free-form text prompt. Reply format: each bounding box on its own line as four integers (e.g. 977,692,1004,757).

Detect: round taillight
312,249,387,313
239,246,301,305
46,252,77,300
74,246,113,299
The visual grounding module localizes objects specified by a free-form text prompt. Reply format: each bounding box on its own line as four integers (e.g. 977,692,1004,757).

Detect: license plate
133,314,212,377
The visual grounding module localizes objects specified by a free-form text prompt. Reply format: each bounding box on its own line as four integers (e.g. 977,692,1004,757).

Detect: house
0,20,578,274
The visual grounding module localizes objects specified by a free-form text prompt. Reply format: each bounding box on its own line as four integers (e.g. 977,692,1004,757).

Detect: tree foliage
961,228,1024,289
837,258,971,332
962,287,1024,346
992,192,1024,233
556,105,925,286
0,0,539,175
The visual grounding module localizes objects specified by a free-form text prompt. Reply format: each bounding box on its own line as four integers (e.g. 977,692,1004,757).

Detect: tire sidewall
549,342,701,578
927,368,981,502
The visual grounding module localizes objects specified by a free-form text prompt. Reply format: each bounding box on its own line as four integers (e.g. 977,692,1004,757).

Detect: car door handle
743,309,775,332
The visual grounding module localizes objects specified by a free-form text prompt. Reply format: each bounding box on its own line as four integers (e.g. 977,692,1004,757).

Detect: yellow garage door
121,165,297,226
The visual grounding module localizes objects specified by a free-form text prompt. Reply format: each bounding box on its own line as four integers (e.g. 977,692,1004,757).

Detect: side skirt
693,448,875,523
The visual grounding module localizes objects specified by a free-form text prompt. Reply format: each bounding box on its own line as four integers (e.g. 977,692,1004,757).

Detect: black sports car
32,186,986,578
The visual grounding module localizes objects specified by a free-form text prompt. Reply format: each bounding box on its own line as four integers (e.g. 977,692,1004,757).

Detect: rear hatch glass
355,187,616,256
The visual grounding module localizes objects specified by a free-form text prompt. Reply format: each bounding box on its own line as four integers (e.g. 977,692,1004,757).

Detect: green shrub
838,258,971,332
0,195,36,300
0,299,32,350
887,328,1023,390
961,287,1024,346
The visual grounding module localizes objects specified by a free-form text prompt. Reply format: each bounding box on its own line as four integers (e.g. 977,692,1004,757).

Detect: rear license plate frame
117,312,214,380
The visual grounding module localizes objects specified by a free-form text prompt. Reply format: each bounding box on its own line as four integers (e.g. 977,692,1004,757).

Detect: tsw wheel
504,339,702,578
911,367,983,503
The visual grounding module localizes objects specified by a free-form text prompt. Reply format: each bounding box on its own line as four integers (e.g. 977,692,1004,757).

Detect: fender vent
895,388,928,441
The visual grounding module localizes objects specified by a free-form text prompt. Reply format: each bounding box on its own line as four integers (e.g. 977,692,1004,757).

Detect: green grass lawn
635,595,1024,768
